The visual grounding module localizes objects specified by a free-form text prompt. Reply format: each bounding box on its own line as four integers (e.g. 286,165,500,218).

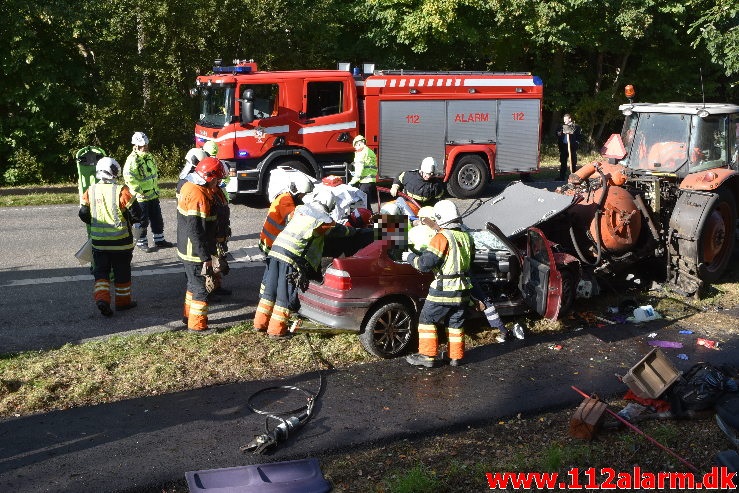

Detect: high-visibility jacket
269,206,354,272
393,170,444,205
409,228,473,304
259,192,297,254
176,181,217,263
80,182,139,251
124,149,160,201
349,147,377,185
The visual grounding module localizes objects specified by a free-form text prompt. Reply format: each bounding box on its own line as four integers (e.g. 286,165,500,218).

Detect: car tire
558,267,577,316
360,301,416,358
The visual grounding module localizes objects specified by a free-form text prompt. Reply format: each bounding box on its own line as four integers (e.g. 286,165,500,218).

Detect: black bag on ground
668,363,737,417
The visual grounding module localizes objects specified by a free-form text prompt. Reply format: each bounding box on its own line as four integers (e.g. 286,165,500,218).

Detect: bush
3,149,46,186
155,144,186,180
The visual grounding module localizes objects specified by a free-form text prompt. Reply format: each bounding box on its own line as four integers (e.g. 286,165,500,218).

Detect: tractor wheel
696,189,737,283
447,155,489,199
359,301,416,358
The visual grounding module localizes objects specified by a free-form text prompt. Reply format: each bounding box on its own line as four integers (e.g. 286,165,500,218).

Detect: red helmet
195,157,225,183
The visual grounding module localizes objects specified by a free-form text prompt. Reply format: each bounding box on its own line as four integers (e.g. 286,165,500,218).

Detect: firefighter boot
96,300,114,317
406,353,437,368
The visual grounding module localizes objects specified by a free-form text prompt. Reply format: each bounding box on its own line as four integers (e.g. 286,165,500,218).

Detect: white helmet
185,148,208,168
131,131,149,146
309,187,336,213
420,157,437,175
417,206,435,219
433,199,461,228
95,157,121,180
290,173,314,195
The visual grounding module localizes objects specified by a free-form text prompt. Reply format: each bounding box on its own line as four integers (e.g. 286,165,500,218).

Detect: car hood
462,182,576,237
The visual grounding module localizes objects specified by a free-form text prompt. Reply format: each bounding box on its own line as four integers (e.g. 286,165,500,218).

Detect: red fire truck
192,60,543,199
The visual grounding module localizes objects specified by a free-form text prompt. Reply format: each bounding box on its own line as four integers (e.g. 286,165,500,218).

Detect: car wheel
447,155,489,199
558,267,577,316
360,301,416,358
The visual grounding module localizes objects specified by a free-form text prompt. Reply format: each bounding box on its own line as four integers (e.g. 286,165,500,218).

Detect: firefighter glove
390,184,399,197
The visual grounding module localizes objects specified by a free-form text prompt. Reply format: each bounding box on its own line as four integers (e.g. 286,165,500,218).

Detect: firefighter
259,172,315,256
177,147,208,196
390,157,444,206
176,157,226,333
123,131,174,252
79,157,142,317
348,135,378,212
203,140,231,201
209,160,233,297
255,188,356,338
402,200,473,367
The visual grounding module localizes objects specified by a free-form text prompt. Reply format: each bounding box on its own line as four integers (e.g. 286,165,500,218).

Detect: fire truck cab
193,60,544,199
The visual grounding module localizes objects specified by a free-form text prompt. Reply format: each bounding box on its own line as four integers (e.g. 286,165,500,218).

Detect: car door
518,227,564,320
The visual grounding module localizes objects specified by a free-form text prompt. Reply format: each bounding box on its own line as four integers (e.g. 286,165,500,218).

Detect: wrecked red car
297,184,581,358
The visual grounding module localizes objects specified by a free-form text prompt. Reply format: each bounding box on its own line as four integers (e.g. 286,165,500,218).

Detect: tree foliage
1,0,736,184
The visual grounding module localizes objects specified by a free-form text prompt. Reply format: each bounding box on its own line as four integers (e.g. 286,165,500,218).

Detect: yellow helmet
203,140,219,157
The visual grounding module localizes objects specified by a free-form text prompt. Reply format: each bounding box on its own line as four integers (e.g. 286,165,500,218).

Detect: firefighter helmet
417,206,435,219
290,173,314,195
433,200,461,229
352,135,366,146
310,187,336,212
420,157,437,175
195,157,226,183
95,157,121,180
131,132,149,146
203,140,219,157
185,148,208,168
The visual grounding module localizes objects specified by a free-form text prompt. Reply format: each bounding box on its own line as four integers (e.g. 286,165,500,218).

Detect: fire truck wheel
696,189,737,283
360,301,416,358
447,155,489,199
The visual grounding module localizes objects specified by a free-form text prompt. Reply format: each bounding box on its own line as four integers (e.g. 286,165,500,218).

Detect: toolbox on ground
622,348,681,399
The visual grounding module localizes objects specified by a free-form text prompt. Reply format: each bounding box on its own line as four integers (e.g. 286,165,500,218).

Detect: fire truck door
496,99,541,173
379,101,446,179
301,80,357,155
519,227,564,320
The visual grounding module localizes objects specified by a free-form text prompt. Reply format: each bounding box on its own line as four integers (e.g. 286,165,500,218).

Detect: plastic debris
648,340,683,349
676,353,689,360
632,305,661,322
696,338,720,350
617,402,647,422
607,306,619,314
648,332,658,338
512,323,525,340
678,330,693,334
549,344,562,350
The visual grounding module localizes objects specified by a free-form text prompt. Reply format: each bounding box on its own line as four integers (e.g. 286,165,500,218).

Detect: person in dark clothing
390,156,444,207
556,113,582,180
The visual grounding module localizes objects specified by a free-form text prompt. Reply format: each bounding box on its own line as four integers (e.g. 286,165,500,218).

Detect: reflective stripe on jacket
269,206,354,272
349,147,377,185
176,181,217,263
85,183,136,250
394,170,444,204
124,150,159,201
410,228,473,304
259,192,297,254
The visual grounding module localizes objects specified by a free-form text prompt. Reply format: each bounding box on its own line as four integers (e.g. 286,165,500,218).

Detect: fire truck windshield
621,112,691,172
197,84,235,128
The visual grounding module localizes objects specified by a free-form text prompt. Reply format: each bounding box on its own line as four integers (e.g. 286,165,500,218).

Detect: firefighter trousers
182,260,209,331
254,258,300,336
138,198,164,240
92,248,134,308
417,300,467,360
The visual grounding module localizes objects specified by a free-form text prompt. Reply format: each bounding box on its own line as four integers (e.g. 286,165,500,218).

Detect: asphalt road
0,199,269,354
